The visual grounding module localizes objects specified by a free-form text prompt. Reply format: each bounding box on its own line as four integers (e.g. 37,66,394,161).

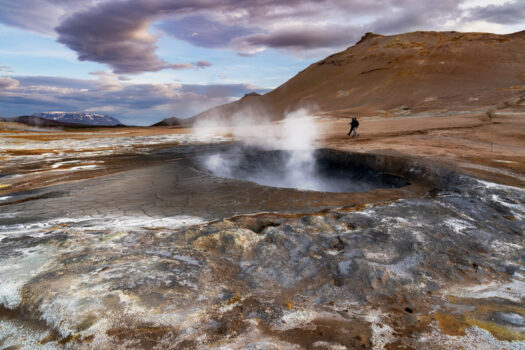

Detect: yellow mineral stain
99,231,126,242
443,295,525,341
227,294,241,305
465,317,525,341
434,313,467,336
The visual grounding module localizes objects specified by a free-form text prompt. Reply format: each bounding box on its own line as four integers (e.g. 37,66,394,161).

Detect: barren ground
0,110,524,349
323,111,525,187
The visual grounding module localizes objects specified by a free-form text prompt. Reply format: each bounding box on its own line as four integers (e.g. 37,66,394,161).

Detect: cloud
53,1,223,74
0,65,13,73
0,0,92,36
53,0,219,74
158,15,255,48
196,60,212,68
157,1,381,56
0,0,467,73
367,1,462,35
84,105,116,113
0,77,20,90
89,71,123,91
0,0,64,36
13,76,97,89
0,75,268,125
55,3,170,74
455,20,505,33
181,84,269,98
232,24,360,55
170,63,195,70
0,0,523,75
465,0,525,25
169,61,212,70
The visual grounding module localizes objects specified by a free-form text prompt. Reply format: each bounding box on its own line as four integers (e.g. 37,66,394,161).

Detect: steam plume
195,108,328,191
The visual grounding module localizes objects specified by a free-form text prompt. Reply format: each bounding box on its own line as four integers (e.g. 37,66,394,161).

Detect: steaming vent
201,148,410,193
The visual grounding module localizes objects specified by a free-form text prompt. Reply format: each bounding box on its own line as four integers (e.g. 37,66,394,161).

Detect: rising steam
195,108,329,191
193,108,409,193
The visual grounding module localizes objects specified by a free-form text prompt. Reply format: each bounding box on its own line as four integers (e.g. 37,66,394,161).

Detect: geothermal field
1,106,524,349
1,27,525,350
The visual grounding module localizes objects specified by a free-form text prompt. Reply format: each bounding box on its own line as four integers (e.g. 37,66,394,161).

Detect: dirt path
321,112,525,187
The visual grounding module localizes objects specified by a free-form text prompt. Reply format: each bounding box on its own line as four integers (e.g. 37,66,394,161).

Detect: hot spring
200,147,410,193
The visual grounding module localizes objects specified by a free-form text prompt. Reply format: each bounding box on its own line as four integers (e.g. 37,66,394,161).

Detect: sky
0,0,524,125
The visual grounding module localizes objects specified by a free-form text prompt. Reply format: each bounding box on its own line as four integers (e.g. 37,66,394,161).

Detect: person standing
347,117,360,137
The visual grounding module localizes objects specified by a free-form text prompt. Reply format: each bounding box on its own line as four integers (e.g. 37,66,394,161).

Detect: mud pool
201,148,410,193
0,142,524,349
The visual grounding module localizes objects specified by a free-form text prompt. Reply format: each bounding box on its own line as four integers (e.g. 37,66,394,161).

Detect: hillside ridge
157,30,525,126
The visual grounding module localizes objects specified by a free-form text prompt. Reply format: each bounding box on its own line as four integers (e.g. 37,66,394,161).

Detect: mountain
1,115,124,128
151,116,188,127
158,30,525,125
33,112,122,126
1,116,92,128
153,93,264,127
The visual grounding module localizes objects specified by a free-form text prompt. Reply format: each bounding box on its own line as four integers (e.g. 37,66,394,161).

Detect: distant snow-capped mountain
33,112,121,126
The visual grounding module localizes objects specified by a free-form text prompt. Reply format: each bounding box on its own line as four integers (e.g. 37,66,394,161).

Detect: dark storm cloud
466,1,525,25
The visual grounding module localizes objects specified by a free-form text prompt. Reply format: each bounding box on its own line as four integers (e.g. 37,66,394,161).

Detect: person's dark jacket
350,119,359,128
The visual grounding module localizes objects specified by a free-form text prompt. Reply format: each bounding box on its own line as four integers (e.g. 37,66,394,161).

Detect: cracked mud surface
0,120,524,349
0,146,424,227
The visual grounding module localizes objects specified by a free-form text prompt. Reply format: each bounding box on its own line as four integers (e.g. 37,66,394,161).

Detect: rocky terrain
1,116,524,349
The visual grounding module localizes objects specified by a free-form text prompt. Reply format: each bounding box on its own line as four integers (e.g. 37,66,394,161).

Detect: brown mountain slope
160,30,525,125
